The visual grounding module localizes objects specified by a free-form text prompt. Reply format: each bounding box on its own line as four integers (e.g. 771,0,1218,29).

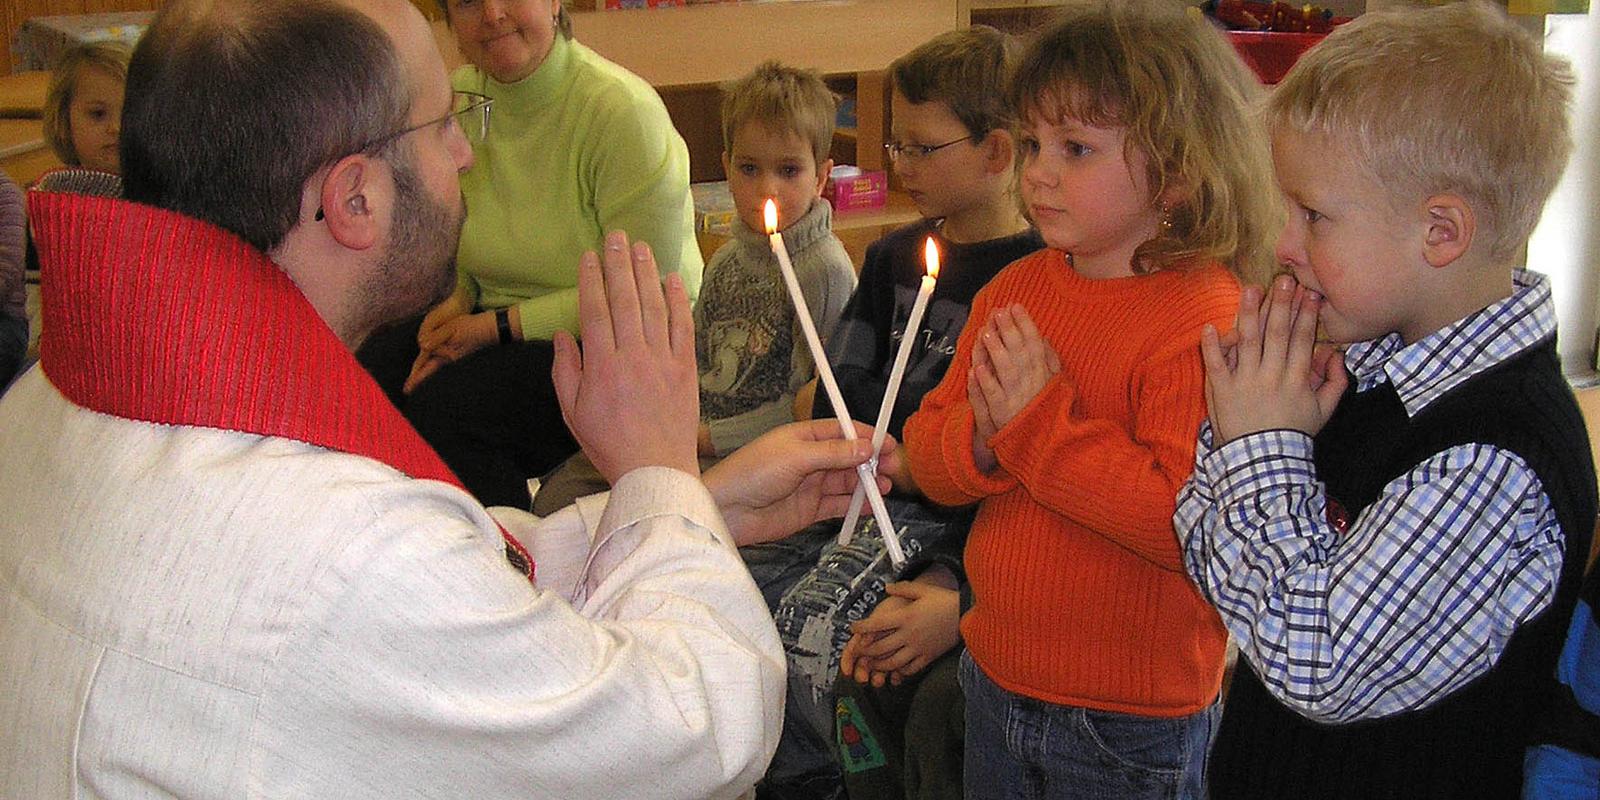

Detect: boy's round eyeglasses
883,136,974,162
363,90,494,153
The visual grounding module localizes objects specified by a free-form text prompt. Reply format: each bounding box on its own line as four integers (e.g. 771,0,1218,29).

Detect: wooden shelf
832,189,920,232
0,118,43,159
695,190,922,271
0,71,49,118
571,0,965,176
969,0,1064,9
570,0,964,90
0,117,57,186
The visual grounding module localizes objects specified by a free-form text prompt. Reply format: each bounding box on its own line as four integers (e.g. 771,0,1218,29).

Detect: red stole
28,190,534,580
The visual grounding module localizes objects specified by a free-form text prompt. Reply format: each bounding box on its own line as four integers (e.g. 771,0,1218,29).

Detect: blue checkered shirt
1176,270,1568,723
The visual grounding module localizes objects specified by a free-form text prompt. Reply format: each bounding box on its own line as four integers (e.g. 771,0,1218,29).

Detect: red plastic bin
1228,31,1326,85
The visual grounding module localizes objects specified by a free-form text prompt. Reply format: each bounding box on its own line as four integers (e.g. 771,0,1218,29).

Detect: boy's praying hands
1200,275,1347,444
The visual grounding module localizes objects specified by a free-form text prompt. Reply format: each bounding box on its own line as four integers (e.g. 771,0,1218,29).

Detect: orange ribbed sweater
904,248,1236,717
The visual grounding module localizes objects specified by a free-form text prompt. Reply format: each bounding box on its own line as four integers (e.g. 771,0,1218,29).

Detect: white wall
1529,10,1600,380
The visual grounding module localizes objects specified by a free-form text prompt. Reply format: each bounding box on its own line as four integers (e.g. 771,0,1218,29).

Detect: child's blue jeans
959,650,1218,800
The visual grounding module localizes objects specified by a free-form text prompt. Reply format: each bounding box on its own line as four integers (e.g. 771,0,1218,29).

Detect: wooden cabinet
0,71,51,186
564,0,967,264
569,0,962,171
1,0,162,71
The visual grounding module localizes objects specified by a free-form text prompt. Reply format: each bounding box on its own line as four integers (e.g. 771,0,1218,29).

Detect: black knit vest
1207,339,1596,800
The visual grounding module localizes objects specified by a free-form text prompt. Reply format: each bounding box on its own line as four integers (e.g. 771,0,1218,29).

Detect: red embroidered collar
28,190,533,579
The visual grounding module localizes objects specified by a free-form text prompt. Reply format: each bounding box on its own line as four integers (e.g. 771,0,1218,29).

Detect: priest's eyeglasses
367,90,493,153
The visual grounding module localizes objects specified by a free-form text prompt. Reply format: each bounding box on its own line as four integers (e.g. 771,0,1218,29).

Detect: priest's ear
311,154,381,251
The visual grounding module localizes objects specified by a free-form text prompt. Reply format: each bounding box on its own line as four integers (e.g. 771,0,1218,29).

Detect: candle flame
763,199,778,234
924,237,940,279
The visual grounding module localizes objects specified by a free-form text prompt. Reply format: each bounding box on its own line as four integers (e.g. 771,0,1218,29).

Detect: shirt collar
1343,269,1557,416
28,190,535,579
732,196,834,253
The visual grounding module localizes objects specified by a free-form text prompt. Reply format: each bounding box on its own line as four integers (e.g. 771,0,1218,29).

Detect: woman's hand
403,291,494,394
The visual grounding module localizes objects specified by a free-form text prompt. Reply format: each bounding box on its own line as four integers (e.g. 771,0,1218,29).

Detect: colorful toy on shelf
1205,1,1339,34
604,0,685,9
691,180,737,235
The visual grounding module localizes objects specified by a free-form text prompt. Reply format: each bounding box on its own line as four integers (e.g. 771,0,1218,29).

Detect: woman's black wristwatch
495,307,514,345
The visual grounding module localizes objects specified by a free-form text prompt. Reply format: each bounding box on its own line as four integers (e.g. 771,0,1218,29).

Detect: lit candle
838,237,939,547
765,199,906,567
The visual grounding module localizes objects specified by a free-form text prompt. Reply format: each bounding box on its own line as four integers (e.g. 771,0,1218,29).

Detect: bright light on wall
1530,10,1600,381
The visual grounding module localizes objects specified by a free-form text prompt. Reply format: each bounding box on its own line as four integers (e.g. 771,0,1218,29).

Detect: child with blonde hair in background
43,42,131,175
23,42,132,362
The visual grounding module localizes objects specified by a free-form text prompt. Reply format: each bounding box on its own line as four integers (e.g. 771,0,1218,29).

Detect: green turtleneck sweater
451,36,703,340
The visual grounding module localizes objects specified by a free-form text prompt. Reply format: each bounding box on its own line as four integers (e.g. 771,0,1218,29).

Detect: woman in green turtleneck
361,0,702,509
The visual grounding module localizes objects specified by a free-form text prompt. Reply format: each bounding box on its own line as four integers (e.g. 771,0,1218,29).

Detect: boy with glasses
762,26,1042,800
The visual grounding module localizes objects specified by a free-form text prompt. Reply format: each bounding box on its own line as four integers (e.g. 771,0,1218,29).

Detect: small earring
1159,206,1174,234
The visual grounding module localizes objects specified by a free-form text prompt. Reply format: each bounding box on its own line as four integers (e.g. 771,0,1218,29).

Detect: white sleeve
251,467,783,800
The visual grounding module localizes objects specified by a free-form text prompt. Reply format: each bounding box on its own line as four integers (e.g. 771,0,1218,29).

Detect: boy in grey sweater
532,62,855,543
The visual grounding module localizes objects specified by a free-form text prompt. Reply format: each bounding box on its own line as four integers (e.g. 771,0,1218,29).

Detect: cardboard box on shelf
692,180,737,236
824,165,887,213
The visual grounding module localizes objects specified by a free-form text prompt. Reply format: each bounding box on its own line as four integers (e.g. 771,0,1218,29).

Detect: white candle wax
874,274,935,451
765,200,905,567
837,238,939,557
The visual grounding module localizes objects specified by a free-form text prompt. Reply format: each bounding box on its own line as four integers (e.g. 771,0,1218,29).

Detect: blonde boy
1177,3,1591,798
530,61,854,515
695,61,856,460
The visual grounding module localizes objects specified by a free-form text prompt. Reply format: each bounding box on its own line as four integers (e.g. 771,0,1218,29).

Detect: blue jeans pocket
962,651,1215,800
1075,708,1188,778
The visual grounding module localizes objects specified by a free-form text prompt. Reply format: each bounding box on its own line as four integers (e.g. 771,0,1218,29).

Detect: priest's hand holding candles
764,198,908,568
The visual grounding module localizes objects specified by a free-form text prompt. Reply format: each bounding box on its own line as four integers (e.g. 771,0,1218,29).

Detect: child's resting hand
840,591,911,686
839,578,961,688
1200,275,1347,444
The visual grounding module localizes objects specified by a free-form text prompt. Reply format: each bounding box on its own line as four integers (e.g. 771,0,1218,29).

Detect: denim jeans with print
959,650,1218,800
760,498,966,795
